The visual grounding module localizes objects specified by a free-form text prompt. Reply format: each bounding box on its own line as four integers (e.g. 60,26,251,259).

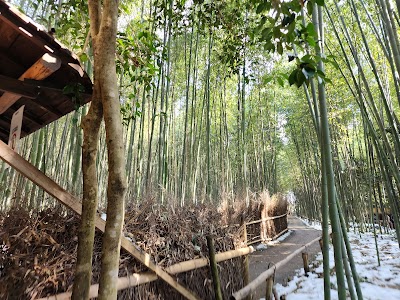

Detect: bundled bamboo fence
0,140,288,299
37,246,255,300
245,213,288,245
246,192,288,245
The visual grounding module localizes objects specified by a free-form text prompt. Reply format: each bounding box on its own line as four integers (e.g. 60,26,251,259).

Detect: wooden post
0,53,61,114
265,275,274,300
302,252,310,275
241,216,250,300
207,235,223,300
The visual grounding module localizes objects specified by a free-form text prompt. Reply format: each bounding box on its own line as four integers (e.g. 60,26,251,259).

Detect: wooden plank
0,74,39,99
0,19,20,50
6,105,43,127
0,50,26,77
0,53,61,114
0,140,200,300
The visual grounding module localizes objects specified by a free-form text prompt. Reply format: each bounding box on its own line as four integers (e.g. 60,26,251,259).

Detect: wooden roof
0,0,92,143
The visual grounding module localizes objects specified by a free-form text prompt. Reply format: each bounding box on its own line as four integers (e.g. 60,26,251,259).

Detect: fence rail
37,246,255,300
245,213,288,226
245,213,288,245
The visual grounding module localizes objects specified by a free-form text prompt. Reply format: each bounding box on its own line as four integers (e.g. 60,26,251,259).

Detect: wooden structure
0,0,92,142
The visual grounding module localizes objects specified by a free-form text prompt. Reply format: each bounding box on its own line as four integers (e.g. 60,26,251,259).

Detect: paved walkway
249,216,321,299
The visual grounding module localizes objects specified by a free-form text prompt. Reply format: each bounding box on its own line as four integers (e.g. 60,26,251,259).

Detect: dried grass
260,191,288,239
0,198,262,299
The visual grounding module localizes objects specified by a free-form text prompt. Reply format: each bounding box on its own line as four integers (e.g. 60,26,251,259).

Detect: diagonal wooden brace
0,140,200,300
0,53,61,114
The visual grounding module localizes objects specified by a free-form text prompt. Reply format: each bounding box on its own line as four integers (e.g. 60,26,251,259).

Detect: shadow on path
248,216,321,299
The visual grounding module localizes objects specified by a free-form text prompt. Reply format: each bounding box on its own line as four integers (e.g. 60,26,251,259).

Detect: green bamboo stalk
314,6,346,299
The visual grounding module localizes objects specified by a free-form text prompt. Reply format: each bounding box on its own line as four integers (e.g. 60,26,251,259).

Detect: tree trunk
72,0,104,299
72,82,103,300
73,1,127,299
91,0,128,299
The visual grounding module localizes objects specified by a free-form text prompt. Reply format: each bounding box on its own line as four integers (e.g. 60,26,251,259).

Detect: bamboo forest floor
249,216,321,299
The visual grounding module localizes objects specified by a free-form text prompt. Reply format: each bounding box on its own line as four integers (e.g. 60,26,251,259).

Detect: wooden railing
37,246,256,300
245,213,288,245
231,235,322,300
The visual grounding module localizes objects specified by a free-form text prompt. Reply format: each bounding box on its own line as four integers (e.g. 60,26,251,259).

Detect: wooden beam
0,74,39,99
6,106,43,128
0,53,61,114
25,97,62,117
0,114,31,137
0,140,200,300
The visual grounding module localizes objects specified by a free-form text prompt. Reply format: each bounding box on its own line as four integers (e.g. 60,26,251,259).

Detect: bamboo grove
1,0,287,208
1,0,400,299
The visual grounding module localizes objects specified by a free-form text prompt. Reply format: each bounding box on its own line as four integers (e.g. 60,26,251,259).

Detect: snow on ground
270,225,400,300
299,217,322,230
255,230,293,251
268,229,292,245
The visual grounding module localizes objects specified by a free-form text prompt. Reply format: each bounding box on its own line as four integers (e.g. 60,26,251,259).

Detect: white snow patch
101,213,107,221
272,230,400,300
255,230,293,251
256,244,268,251
268,230,292,245
298,217,322,231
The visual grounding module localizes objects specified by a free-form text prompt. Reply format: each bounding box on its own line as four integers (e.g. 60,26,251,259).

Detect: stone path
248,216,321,299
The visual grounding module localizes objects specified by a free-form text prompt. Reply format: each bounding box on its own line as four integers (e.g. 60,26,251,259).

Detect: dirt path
248,216,321,299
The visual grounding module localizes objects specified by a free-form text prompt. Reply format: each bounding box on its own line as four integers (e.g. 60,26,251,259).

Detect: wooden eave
0,0,93,143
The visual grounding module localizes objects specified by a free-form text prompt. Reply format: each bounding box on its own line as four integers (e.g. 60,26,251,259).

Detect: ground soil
248,216,321,299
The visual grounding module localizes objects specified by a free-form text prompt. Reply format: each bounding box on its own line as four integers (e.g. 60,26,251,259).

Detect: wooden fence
1,139,293,300
37,246,256,300
230,235,322,300
36,213,289,299
245,213,288,245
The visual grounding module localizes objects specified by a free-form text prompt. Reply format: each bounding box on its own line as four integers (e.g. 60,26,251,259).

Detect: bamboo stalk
207,235,223,300
242,218,250,300
38,272,157,300
265,275,274,300
166,246,255,274
302,252,310,276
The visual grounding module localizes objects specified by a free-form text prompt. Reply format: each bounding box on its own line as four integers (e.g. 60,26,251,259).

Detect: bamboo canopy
0,0,92,142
